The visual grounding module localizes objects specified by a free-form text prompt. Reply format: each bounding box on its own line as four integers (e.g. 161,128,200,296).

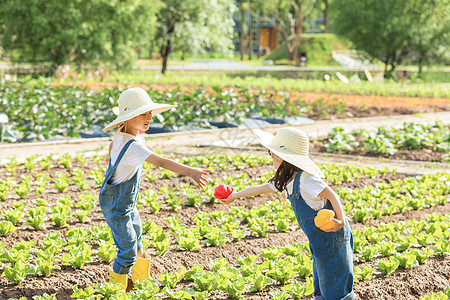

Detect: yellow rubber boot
132,256,151,283
109,269,128,291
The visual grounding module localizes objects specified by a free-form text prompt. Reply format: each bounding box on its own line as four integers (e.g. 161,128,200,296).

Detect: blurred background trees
0,0,448,77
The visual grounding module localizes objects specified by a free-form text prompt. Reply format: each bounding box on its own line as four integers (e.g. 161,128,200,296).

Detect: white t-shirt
268,172,328,210
109,132,153,185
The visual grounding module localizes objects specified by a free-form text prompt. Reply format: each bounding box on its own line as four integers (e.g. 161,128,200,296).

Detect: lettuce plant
71,284,101,300
433,240,450,257
51,204,72,228
248,217,269,237
97,241,116,263
0,178,13,201
209,258,229,272
37,257,61,277
379,241,396,257
378,256,400,277
353,266,374,282
162,286,192,300
89,166,105,188
395,252,419,269
5,157,19,175
24,155,38,171
193,272,218,292
15,182,31,199
58,153,72,168
0,220,17,236
150,240,171,256
203,227,226,247
261,246,284,261
134,279,160,298
216,277,247,299
266,260,297,284
95,282,122,299
53,172,70,193
2,260,38,284
177,231,201,251
26,207,47,230
412,248,433,264
184,264,204,281
270,291,289,300
248,271,273,292
282,278,314,300
62,243,92,269
160,269,184,288
72,168,89,190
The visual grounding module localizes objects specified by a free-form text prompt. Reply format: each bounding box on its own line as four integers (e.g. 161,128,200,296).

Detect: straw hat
102,87,177,132
253,127,324,178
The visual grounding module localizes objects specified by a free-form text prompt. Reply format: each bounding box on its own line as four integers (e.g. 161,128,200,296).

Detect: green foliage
62,243,93,269
2,260,38,284
330,0,449,75
0,0,158,71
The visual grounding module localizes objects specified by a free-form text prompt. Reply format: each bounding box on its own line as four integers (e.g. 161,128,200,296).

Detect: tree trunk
323,0,328,33
160,39,171,75
248,1,252,61
257,11,262,58
149,42,154,59
240,4,245,61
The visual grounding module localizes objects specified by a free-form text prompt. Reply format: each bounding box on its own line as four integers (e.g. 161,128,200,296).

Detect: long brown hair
270,160,301,192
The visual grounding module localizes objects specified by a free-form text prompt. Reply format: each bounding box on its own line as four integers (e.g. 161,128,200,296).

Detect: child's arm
221,184,275,204
319,186,346,232
146,153,210,188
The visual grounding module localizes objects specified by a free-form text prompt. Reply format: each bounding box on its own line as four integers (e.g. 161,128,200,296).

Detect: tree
330,0,449,76
258,0,318,65
0,0,158,74
155,0,235,75
172,0,235,61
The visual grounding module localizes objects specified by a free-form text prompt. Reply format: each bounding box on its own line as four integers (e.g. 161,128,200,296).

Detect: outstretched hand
191,168,211,189
220,191,238,204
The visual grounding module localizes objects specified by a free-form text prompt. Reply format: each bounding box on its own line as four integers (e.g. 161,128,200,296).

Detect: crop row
1,170,447,254
3,213,449,299
0,80,348,141
324,121,450,159
339,173,450,222
109,71,450,98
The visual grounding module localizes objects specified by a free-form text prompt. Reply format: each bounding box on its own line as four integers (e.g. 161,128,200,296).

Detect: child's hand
220,190,238,204
322,218,345,232
190,168,211,189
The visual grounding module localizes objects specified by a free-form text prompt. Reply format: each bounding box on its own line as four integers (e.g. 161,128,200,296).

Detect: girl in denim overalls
100,87,210,291
223,127,355,300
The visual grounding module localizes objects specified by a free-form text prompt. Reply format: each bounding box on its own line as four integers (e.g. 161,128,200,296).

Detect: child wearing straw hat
100,87,210,291
222,127,355,300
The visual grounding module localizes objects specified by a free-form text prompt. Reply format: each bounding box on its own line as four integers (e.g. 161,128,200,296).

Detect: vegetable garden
0,147,449,299
0,77,449,299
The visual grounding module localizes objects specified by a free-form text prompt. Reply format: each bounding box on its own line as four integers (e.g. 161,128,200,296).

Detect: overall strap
110,140,135,172
290,170,303,195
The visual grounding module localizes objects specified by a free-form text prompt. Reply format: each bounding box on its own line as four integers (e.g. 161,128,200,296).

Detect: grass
98,69,449,98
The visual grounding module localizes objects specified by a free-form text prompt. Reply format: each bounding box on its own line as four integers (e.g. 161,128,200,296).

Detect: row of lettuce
0,80,348,141
324,122,449,161
3,213,449,299
1,170,448,253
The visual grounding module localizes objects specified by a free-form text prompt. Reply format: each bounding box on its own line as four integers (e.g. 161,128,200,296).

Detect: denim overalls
288,171,356,300
99,140,143,275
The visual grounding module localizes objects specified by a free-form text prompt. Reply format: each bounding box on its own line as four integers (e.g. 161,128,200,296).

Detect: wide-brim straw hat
102,87,177,132
253,127,325,178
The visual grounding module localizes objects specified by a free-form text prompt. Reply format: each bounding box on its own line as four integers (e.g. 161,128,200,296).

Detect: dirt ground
0,107,449,299
0,146,449,299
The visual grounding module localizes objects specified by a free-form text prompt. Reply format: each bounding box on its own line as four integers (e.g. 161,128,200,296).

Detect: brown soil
49,81,450,111
0,154,449,299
